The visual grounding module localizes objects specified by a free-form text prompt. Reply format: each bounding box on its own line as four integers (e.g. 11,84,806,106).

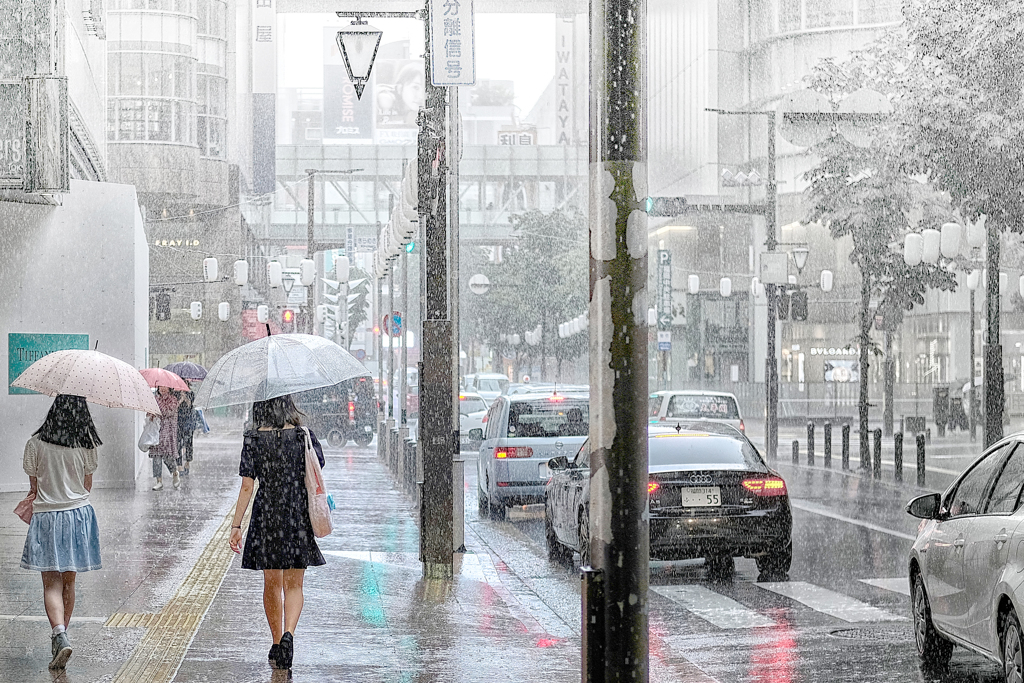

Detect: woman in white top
21,394,103,671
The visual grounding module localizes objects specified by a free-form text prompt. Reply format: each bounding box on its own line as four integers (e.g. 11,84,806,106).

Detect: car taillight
495,447,534,459
648,481,660,494
482,415,488,423
348,401,355,419
741,478,787,496
739,419,745,433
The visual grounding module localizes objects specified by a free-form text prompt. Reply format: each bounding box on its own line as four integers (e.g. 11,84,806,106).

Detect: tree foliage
462,209,588,372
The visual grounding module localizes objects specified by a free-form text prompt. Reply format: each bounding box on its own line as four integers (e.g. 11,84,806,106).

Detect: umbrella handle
266,323,271,337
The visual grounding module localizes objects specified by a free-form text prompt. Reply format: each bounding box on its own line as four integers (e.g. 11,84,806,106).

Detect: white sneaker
152,479,163,491
172,471,180,489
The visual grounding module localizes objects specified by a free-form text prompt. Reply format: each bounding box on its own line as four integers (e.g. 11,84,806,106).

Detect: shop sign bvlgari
810,346,858,357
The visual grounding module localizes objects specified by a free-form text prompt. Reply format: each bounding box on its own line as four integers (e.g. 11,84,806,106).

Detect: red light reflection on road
751,609,796,683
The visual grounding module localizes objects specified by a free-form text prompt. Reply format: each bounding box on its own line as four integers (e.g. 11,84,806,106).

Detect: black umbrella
163,361,208,381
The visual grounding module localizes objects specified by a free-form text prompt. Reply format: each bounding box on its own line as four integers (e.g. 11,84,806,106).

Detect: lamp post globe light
791,246,809,274
336,19,383,100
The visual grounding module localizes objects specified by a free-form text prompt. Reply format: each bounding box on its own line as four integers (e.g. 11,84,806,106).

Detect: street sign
657,249,672,330
468,273,490,295
429,0,476,86
383,311,402,337
759,252,789,285
657,330,671,351
778,88,831,148
657,313,672,329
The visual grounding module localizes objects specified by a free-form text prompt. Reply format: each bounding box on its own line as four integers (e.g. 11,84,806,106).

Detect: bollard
807,422,815,467
916,434,926,487
873,428,882,480
792,440,800,465
841,424,851,470
894,432,903,483
824,423,832,469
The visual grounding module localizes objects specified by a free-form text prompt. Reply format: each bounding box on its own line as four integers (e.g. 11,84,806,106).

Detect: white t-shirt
23,436,99,513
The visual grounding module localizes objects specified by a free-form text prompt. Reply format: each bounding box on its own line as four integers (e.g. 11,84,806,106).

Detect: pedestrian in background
150,386,181,491
228,394,326,670
177,384,197,475
21,394,103,670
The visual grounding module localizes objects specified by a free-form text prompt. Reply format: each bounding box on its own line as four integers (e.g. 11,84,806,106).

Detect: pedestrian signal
791,290,808,321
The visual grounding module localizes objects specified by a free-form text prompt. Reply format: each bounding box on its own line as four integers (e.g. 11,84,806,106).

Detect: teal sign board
8,333,89,394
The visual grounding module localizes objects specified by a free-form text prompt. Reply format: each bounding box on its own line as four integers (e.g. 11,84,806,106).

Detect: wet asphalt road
460,447,1005,683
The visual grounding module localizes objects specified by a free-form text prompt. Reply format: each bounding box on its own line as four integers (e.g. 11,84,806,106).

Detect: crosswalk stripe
859,578,911,597
756,581,906,622
653,585,776,629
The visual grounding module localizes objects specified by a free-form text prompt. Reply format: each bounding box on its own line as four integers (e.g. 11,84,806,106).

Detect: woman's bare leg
262,570,284,643
282,569,305,634
41,572,64,629
61,572,76,628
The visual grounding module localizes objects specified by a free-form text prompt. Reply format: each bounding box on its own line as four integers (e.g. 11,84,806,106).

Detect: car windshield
459,396,487,414
507,399,589,438
648,433,766,470
478,378,509,393
665,395,739,420
649,395,663,417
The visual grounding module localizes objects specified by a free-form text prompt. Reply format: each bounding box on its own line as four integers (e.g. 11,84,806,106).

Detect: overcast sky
278,13,556,114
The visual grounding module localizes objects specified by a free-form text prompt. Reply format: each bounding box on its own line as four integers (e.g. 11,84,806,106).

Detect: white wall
0,180,148,492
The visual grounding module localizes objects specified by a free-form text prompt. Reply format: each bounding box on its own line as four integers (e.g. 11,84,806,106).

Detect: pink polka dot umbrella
11,349,160,415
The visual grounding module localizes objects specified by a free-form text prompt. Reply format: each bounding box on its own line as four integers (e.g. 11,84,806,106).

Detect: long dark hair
251,395,305,429
34,394,103,449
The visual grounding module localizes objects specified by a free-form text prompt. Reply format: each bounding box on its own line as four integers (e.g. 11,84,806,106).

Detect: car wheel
912,573,953,671
705,554,735,581
578,508,591,567
1004,608,1023,683
487,497,505,520
756,541,793,581
545,506,572,564
353,431,374,447
326,430,347,448
477,487,489,517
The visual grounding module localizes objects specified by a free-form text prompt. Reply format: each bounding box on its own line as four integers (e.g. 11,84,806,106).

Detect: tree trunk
859,271,871,470
883,330,894,436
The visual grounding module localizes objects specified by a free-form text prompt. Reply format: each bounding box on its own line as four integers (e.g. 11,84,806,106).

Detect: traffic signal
791,290,808,321
776,291,790,320
153,293,171,321
405,241,415,253
282,309,295,324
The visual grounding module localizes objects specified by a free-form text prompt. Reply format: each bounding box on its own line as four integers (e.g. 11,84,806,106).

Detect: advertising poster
373,52,424,145
824,359,859,383
323,27,374,143
9,333,90,394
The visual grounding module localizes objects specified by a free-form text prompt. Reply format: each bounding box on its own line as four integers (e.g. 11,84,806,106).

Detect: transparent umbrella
193,334,370,409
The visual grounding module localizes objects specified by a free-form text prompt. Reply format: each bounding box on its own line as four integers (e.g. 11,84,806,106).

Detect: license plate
680,486,721,507
538,462,550,479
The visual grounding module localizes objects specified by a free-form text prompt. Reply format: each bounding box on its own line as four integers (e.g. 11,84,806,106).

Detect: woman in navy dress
228,394,325,670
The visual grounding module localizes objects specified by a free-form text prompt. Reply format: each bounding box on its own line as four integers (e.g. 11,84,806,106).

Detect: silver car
476,392,589,519
906,434,1024,676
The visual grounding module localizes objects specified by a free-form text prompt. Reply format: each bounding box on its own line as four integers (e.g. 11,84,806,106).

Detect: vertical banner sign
9,333,89,394
324,27,374,142
554,15,574,146
428,0,475,86
657,249,672,330
252,0,276,194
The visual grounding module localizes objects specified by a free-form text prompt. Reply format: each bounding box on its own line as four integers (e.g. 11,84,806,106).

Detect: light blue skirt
21,505,102,573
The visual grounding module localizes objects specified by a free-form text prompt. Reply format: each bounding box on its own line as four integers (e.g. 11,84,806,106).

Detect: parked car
475,392,589,519
293,377,376,447
544,422,792,579
464,373,511,402
459,392,488,451
906,434,1024,673
649,390,745,433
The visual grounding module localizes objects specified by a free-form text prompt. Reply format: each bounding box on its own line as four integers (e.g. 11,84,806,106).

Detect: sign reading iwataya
8,333,89,395
429,0,476,86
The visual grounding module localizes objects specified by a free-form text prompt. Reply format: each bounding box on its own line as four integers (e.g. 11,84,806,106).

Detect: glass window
459,395,487,415
649,395,663,418
117,53,143,96
858,0,900,24
147,100,172,141
778,0,801,32
649,433,767,469
485,400,503,440
506,399,589,438
947,445,1010,517
572,441,590,468
986,445,1024,515
806,0,853,28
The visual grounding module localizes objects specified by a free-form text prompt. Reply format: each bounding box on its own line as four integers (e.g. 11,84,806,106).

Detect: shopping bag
138,417,161,451
13,492,34,524
302,428,333,538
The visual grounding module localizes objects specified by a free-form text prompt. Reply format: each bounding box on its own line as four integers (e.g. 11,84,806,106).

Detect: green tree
804,41,956,463
462,209,588,380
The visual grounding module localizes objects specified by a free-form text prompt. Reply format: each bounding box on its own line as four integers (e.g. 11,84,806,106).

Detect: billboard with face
373,54,424,145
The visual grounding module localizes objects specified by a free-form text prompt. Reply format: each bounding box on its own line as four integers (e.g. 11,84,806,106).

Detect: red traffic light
282,309,295,324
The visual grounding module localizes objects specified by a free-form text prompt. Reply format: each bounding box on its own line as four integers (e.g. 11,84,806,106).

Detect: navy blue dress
239,427,327,570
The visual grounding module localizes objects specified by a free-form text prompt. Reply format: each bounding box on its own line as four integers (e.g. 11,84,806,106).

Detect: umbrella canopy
194,334,370,409
163,361,207,380
141,368,190,391
12,350,160,414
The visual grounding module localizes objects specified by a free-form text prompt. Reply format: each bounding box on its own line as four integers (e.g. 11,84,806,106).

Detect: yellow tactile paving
106,504,245,683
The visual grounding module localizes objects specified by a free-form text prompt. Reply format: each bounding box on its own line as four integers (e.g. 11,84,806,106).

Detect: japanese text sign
429,0,475,86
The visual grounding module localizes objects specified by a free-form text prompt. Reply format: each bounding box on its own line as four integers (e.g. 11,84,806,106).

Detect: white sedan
907,434,1024,678
459,392,488,451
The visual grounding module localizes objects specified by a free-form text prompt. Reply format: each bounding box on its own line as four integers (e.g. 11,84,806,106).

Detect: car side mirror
906,493,941,520
468,428,483,441
548,455,569,471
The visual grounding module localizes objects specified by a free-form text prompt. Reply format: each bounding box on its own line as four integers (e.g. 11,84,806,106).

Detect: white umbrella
12,349,160,414
194,333,370,409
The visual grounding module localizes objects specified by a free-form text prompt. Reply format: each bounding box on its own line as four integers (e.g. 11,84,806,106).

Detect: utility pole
764,112,779,463
985,219,1003,447
969,288,976,441
587,0,649,680
306,168,316,334
417,5,454,580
